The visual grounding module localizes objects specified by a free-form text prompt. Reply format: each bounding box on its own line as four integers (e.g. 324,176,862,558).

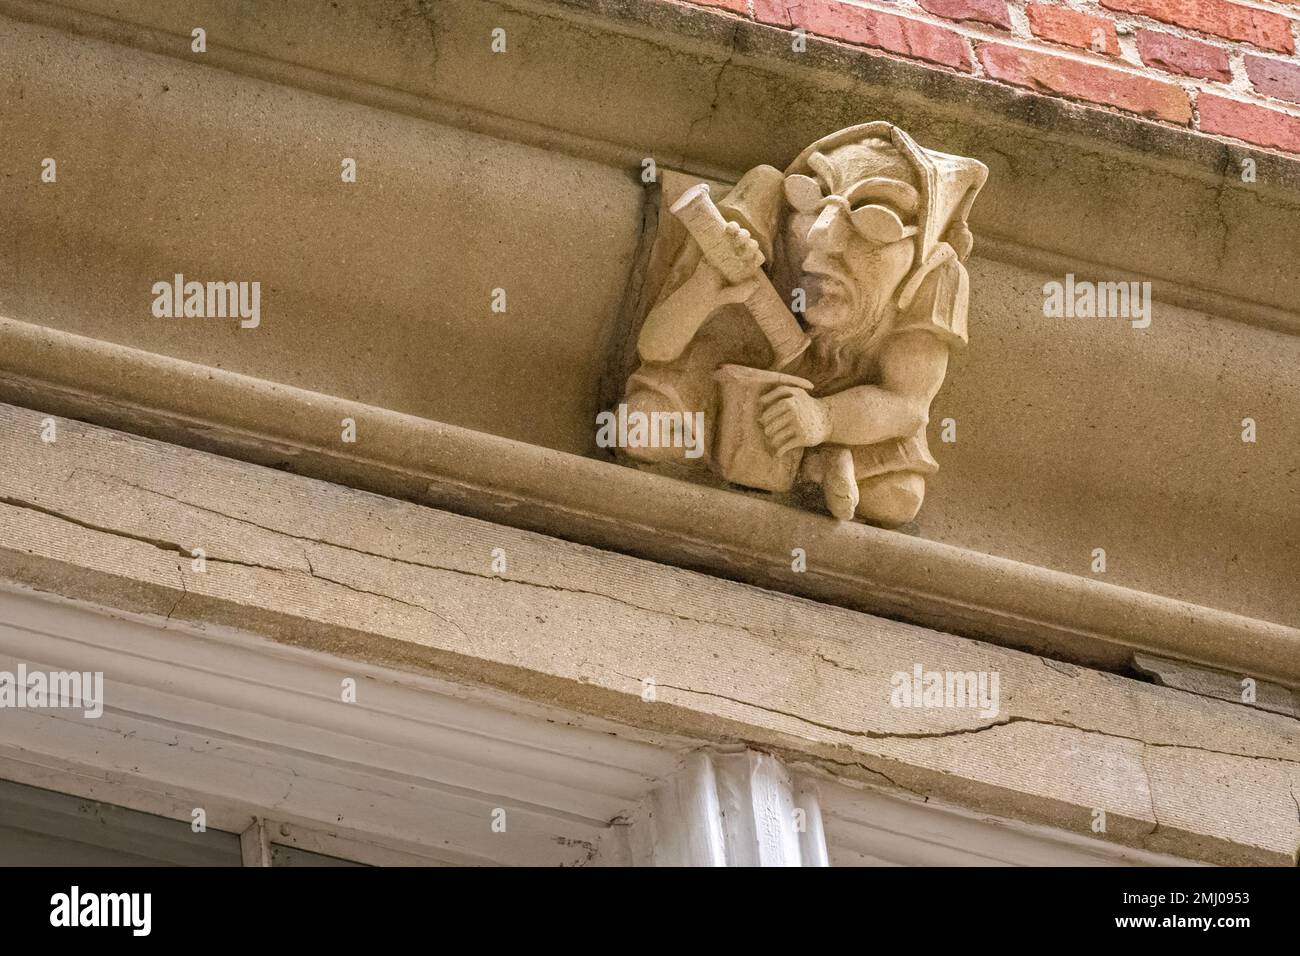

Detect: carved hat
785,122,988,267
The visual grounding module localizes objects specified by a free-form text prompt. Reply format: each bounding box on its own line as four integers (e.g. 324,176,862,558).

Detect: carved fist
687,221,764,306
636,220,766,364
721,220,764,273
759,385,831,457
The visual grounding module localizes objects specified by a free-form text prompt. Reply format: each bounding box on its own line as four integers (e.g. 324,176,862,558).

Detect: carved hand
638,222,763,363
759,385,832,457
688,220,763,302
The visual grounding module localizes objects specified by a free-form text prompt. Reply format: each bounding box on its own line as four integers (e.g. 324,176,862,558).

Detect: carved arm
820,331,950,446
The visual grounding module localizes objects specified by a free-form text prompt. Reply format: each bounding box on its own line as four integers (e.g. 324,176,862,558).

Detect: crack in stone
813,650,875,676
687,20,741,148
815,752,930,801
412,0,440,55
3,489,474,639
636,680,1300,765
606,673,936,800
651,681,1016,739
1140,742,1161,842
2,495,192,555
307,568,472,643
68,471,791,644
1,494,296,574
1208,147,1233,271
166,560,187,623
11,484,1299,769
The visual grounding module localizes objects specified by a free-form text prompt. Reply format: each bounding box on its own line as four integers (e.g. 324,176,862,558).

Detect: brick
919,0,1011,30
792,1,974,71
752,0,794,27
1099,0,1293,54
1198,93,1300,152
1136,29,1232,81
1026,4,1120,56
1246,55,1300,106
977,43,1192,123
690,0,749,15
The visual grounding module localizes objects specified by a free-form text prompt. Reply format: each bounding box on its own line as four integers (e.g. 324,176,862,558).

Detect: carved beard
804,310,887,393
775,227,898,390
799,273,892,392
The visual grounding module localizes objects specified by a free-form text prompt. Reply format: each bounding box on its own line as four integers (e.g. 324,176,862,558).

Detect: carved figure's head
782,139,919,332
776,124,987,340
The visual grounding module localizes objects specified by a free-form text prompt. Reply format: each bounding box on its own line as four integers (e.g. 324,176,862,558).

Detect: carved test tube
670,184,811,369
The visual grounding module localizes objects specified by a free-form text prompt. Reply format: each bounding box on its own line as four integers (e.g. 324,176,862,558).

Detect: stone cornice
2,1,1296,678
2,316,1297,688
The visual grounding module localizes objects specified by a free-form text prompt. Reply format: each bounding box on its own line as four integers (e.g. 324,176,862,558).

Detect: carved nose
806,204,847,249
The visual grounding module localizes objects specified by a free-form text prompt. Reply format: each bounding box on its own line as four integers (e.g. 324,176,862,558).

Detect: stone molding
1,338,1297,687
0,405,1296,863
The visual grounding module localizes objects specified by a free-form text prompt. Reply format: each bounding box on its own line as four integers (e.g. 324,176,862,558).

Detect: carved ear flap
895,247,970,347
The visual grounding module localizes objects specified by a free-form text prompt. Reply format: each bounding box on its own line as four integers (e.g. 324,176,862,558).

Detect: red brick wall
684,0,1300,154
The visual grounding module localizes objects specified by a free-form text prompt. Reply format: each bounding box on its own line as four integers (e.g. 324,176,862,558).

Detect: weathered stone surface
1,403,1297,865
2,0,1298,648
0,8,644,458
1,0,1298,869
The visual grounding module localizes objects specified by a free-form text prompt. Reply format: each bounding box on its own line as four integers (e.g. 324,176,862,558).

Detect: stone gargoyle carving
617,123,987,527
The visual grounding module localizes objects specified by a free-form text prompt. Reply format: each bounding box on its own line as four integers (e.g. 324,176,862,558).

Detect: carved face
780,142,920,334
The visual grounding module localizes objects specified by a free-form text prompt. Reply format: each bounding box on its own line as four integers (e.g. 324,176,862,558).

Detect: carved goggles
783,173,919,246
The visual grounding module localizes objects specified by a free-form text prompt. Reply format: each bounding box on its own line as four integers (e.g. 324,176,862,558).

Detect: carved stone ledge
0,339,1297,690
1,405,1297,864
2,0,1296,629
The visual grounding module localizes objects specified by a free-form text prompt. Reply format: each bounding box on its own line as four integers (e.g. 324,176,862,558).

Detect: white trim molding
616,751,829,867
0,586,1196,866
